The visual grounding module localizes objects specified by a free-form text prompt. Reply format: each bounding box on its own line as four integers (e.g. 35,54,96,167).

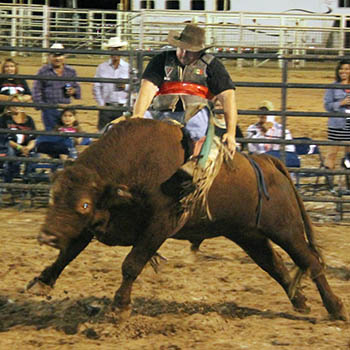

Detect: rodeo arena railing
2,5,350,219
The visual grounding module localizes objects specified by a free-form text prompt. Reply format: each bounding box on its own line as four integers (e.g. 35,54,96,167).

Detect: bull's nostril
93,220,105,228
38,231,59,248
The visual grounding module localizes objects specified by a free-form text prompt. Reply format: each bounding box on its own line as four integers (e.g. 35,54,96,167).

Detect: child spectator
36,108,88,160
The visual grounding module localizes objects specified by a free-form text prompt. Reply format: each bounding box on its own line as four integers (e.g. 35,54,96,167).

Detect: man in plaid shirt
32,43,81,130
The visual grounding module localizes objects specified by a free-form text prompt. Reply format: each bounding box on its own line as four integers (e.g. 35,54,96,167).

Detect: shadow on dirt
325,265,350,281
282,261,350,281
0,295,317,336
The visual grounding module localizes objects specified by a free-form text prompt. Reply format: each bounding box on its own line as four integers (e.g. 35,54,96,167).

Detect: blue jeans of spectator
36,136,76,158
42,109,61,131
3,146,20,183
3,146,38,183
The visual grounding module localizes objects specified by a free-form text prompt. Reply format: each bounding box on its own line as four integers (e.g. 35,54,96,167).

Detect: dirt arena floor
0,54,349,349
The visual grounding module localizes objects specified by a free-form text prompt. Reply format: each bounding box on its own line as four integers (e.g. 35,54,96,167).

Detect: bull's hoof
149,252,167,273
330,303,348,322
106,304,132,323
26,278,53,296
293,305,311,315
291,291,310,314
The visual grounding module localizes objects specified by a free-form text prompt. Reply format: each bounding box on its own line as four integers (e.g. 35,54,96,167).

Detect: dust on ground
0,208,349,350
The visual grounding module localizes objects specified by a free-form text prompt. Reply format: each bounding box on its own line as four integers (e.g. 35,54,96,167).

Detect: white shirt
246,119,295,154
246,122,267,154
93,58,130,106
265,122,295,152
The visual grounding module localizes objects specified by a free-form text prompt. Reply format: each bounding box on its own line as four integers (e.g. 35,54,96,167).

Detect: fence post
42,5,50,63
88,11,94,50
280,57,288,164
278,17,286,69
10,6,17,57
340,14,346,57
237,12,243,69
139,13,144,50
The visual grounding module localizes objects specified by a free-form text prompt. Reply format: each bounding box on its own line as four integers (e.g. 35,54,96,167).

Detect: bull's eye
76,198,93,214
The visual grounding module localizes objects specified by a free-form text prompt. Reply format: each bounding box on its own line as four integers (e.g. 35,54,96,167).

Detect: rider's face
176,47,201,65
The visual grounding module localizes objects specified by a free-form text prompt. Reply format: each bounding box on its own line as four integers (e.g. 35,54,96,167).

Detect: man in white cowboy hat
93,36,130,130
133,23,238,162
32,43,81,130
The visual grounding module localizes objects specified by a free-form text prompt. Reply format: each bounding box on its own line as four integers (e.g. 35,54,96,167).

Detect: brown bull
27,118,347,321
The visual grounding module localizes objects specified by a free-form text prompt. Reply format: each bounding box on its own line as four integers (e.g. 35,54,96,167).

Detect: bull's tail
264,155,324,298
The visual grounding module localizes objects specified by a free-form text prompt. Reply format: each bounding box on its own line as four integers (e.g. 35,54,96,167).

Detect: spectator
0,95,37,182
324,59,350,169
32,43,81,131
93,37,130,131
246,100,295,154
212,98,244,151
0,58,32,114
36,108,88,160
246,101,272,154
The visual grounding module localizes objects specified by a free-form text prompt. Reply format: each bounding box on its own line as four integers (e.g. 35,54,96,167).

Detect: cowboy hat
167,24,212,52
105,37,127,48
50,43,64,50
49,43,65,56
259,100,275,111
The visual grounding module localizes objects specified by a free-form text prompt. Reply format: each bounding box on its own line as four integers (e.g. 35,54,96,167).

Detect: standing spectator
0,95,37,183
93,37,130,131
0,58,32,114
324,59,350,170
32,43,81,130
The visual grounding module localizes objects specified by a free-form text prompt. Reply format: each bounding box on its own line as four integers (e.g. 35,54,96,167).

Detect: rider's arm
216,89,238,154
132,79,159,118
217,89,237,137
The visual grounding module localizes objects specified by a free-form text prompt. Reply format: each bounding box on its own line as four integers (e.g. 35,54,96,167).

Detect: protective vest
152,53,215,121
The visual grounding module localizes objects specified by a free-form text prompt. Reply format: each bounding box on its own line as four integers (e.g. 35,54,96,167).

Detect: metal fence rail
0,44,350,217
2,4,350,57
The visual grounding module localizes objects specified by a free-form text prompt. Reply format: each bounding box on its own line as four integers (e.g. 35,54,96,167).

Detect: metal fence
1,40,350,216
2,4,350,56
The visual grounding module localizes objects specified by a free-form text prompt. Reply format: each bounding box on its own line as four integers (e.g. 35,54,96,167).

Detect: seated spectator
246,100,295,154
212,98,245,151
36,108,89,160
0,95,37,182
246,108,271,154
265,115,295,153
0,58,32,114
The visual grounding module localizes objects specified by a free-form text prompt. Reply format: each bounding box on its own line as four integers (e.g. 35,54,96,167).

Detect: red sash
156,81,213,100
